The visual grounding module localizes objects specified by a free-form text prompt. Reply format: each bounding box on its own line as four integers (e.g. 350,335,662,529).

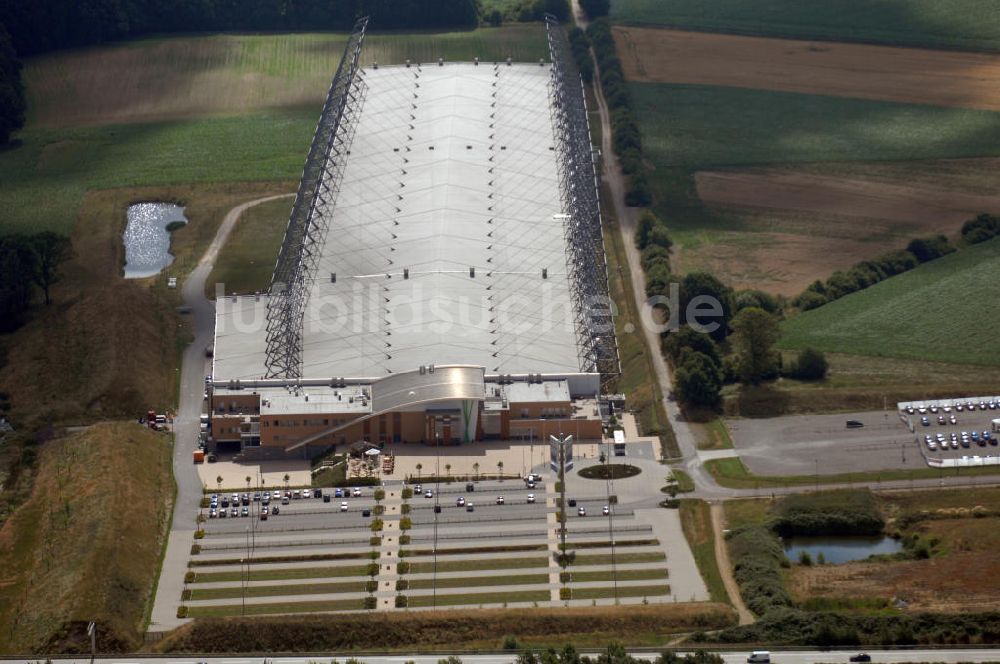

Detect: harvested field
788,525,1000,613
682,170,1000,294
615,27,1000,111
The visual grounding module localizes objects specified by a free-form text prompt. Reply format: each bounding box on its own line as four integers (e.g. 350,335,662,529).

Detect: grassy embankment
677,500,728,604
156,604,736,651
610,0,1000,52
779,236,1000,366
206,197,293,296
0,423,173,653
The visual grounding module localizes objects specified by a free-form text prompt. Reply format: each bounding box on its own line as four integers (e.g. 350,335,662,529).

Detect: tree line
0,23,24,145
635,210,827,412
0,232,72,332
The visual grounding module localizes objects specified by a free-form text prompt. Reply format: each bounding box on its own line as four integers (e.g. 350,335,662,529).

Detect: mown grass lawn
186,597,364,618
406,589,551,607
779,237,1000,366
188,580,368,601
610,0,1000,52
192,564,371,583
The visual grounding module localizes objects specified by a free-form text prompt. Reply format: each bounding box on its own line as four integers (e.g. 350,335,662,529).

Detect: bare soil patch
676,170,1000,294
616,26,1000,111
787,518,1000,613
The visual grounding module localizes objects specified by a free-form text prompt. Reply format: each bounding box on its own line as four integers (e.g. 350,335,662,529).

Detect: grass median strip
191,565,371,583
408,557,548,574
405,543,548,557
188,580,369,601
568,584,671,600
189,551,373,567
571,552,666,566
185,598,365,618
705,456,1000,490
569,539,659,550
562,568,667,583
406,574,549,590
406,590,551,607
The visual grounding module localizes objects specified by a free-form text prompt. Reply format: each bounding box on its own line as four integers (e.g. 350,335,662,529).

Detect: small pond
123,202,188,278
783,535,903,564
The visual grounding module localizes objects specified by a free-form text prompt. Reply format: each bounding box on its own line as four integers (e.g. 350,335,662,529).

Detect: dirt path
616,26,1000,111
710,502,754,625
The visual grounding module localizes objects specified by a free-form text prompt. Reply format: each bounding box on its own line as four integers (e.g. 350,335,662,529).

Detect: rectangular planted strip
186,597,365,618
188,580,369,601
406,543,548,557
189,551,372,567
192,565,371,583
572,552,666,566
406,589,551,607
563,568,668,583
408,557,548,574
569,584,671,600
569,539,659,549
407,573,549,590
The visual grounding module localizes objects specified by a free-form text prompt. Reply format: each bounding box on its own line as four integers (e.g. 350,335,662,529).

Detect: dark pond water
783,535,903,564
123,202,187,278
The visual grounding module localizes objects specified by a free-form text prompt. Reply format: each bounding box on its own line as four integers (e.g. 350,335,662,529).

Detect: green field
610,0,1000,52
207,196,292,297
2,27,548,236
779,237,1000,366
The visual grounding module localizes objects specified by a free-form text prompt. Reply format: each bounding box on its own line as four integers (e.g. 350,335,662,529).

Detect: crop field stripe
609,0,1000,53
192,564,371,583
188,580,368,601
185,597,365,618
188,551,374,567
405,590,551,607
406,573,550,590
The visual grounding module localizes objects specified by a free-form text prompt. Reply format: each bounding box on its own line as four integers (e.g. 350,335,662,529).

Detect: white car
352,487,362,497
424,490,434,498
340,501,349,512
602,505,610,516
456,497,466,507
496,495,505,505
526,493,535,504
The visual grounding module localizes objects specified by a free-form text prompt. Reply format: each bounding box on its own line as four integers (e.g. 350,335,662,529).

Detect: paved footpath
148,194,294,632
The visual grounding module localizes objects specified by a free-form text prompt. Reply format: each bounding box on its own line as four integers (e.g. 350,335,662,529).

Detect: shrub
373,489,385,501
181,589,192,601
399,517,412,530
798,551,813,566
199,497,210,509
502,634,520,650
906,234,955,263
396,579,409,591
373,504,385,515
401,488,413,499
362,596,377,610
176,605,188,618
370,518,384,532
369,536,382,546
193,529,205,540
400,503,411,514
190,544,201,555
397,561,411,574
674,350,723,409
962,212,1000,244
399,534,411,545
395,594,408,608
184,571,195,583
787,348,828,381
559,587,572,600
365,580,378,593
366,562,379,577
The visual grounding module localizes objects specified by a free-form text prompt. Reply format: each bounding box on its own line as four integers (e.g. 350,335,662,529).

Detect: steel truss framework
264,18,369,379
545,15,621,384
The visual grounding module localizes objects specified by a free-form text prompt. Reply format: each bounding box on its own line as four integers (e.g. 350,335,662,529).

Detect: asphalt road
12,649,1000,664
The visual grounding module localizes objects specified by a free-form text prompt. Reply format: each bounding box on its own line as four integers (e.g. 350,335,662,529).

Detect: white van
747,652,770,664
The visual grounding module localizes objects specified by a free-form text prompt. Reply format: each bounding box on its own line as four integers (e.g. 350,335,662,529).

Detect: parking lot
900,396,1000,467
179,457,698,617
727,410,922,476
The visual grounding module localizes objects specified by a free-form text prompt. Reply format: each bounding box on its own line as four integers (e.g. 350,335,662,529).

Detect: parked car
424,490,434,498
282,496,290,505
949,415,958,424
496,496,505,505
352,487,362,497
937,415,946,425
747,652,770,664
218,508,227,518
260,512,268,521
456,497,466,507
846,420,864,428
314,488,322,498
230,507,239,518
577,506,586,517
527,493,536,504
272,506,279,515
602,505,610,516
323,494,331,503
208,509,217,518
849,655,871,663
414,484,423,493
241,507,249,517
466,503,475,512
920,416,930,426
335,488,343,498
929,404,939,413
568,499,577,507
340,501,349,512
362,509,371,517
